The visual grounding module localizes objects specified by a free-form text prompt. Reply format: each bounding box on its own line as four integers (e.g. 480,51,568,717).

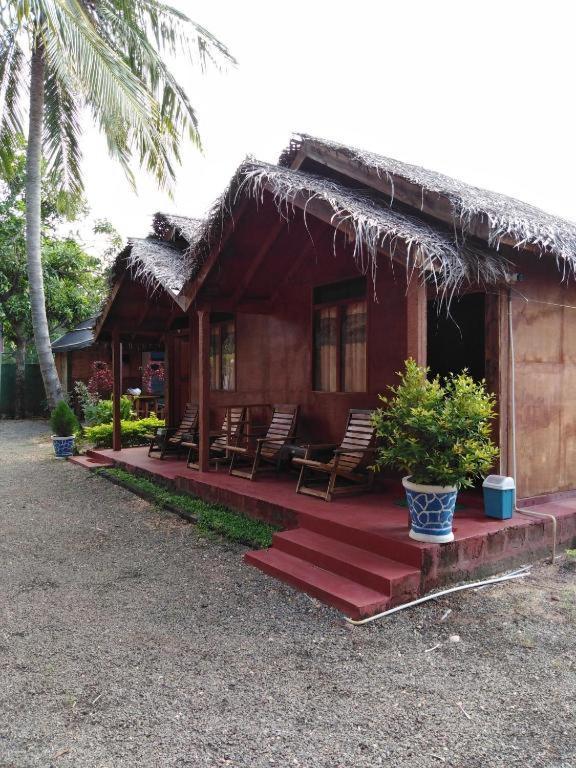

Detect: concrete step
272,528,420,600
69,454,115,470
297,509,424,567
245,548,391,619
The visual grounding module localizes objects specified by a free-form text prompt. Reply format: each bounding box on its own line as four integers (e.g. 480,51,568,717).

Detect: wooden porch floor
77,447,576,618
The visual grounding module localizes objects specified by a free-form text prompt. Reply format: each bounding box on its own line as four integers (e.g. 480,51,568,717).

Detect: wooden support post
112,329,122,452
198,309,210,472
406,279,427,366
164,333,174,426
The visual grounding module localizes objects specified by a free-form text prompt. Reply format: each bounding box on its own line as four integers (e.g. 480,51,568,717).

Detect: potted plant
50,400,80,459
372,359,498,543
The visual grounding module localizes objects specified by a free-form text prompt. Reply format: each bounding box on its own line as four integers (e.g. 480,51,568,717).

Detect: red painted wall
60,346,144,393
178,211,410,443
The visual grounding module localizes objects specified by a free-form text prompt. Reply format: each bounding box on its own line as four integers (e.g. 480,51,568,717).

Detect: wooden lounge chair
147,402,198,460
293,409,377,501
182,406,247,470
227,404,299,480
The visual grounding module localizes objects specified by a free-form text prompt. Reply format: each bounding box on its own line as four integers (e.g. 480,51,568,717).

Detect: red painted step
69,454,115,470
245,548,391,619
272,528,420,600
297,510,424,567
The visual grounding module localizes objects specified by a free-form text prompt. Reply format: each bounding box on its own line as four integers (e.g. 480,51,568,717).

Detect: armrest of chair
303,442,339,451
334,445,378,454
148,426,169,439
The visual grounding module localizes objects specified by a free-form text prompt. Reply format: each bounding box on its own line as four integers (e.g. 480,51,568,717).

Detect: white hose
345,566,532,625
508,289,557,563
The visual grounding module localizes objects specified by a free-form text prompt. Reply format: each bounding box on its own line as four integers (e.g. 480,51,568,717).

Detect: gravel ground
0,420,575,768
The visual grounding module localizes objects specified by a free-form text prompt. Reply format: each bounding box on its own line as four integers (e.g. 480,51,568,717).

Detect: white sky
79,0,576,252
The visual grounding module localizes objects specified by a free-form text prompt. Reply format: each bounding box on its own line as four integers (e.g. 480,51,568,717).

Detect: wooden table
133,395,161,419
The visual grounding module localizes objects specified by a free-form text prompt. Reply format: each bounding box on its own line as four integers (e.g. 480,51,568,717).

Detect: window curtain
314,307,338,391
342,301,367,392
221,321,235,391
209,326,221,390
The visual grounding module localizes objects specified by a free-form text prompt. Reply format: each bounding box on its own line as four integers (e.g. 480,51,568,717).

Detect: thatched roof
281,134,576,274
95,237,190,338
118,237,193,300
185,159,512,295
153,212,203,247
102,135,576,318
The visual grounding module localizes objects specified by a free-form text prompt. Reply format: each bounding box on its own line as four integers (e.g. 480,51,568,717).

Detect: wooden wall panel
511,260,576,498
188,228,409,444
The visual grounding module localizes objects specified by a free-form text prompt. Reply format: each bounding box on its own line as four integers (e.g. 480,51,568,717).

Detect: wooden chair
227,404,299,480
293,409,377,501
147,403,198,460
183,406,247,470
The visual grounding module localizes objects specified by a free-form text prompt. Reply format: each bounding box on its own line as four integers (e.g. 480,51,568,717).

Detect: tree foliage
0,0,234,194
0,148,104,353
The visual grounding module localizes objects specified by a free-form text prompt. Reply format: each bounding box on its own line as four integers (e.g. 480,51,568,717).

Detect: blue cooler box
482,475,515,519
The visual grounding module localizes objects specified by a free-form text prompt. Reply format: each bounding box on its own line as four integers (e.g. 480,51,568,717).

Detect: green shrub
50,400,79,437
73,380,96,420
372,359,498,489
84,416,164,448
98,467,278,548
84,396,134,426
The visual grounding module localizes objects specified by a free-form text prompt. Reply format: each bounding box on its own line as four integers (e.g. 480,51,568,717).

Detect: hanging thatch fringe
153,213,204,247
281,134,576,276
119,238,193,296
105,135,576,314
187,159,512,296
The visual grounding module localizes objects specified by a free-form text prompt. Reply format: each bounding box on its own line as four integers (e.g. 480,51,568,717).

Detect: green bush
84,396,134,426
98,467,278,548
50,400,79,437
372,359,498,489
84,416,164,448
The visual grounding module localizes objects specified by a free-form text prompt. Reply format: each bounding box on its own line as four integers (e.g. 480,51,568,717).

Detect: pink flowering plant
87,361,113,397
142,361,165,393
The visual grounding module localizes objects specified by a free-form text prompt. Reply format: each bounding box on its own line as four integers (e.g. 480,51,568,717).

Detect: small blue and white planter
402,476,458,543
52,435,75,459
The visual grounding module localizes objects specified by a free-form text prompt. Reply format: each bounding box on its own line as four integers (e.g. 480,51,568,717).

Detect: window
313,278,367,392
210,315,235,391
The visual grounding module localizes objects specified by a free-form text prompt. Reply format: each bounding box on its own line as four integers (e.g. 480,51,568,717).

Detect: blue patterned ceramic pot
402,476,457,543
52,435,75,459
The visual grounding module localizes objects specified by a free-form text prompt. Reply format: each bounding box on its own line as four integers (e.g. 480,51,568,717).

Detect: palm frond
95,2,200,146
4,0,233,192
39,0,177,189
0,29,23,135
43,66,83,196
118,0,236,67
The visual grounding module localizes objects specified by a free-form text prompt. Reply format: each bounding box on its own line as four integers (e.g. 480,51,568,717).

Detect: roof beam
269,228,323,305
181,198,249,308
229,218,285,306
261,181,430,273
93,272,126,341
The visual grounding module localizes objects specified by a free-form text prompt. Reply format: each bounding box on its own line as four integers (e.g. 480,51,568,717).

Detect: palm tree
0,1,233,408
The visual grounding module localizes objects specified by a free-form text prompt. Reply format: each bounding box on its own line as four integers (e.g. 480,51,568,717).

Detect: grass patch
97,467,278,548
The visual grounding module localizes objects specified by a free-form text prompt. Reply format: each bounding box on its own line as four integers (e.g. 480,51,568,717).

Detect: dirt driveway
1,420,575,768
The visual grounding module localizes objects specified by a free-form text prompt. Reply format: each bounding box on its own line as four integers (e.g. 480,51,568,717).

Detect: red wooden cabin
90,139,576,617
98,138,576,501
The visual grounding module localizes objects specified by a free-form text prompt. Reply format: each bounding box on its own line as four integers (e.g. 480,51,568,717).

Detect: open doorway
427,293,485,381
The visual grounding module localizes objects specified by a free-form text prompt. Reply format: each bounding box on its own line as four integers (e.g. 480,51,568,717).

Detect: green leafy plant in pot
50,401,79,459
372,359,498,543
